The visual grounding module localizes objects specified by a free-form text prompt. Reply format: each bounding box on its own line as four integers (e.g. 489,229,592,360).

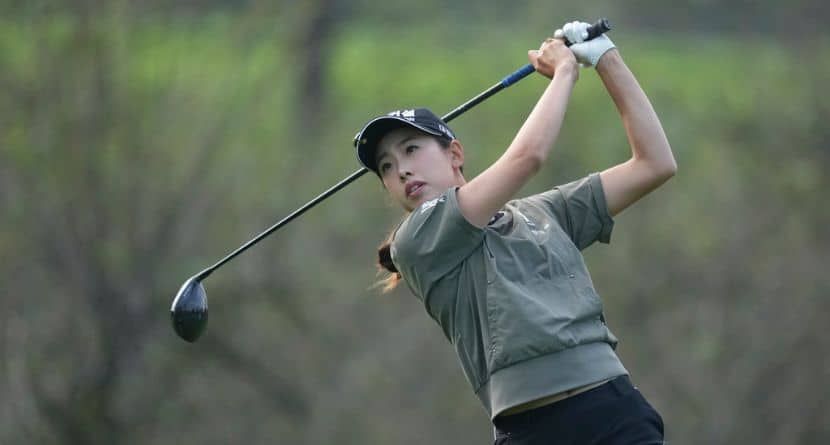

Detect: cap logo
387,109,416,121
438,124,454,138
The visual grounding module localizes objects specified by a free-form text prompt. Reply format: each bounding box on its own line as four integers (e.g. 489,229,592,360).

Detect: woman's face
375,127,464,212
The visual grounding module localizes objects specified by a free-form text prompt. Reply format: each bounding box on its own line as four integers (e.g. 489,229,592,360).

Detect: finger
577,20,589,40
572,21,584,42
539,36,558,52
568,21,582,43
527,49,539,64
564,21,578,43
553,29,564,40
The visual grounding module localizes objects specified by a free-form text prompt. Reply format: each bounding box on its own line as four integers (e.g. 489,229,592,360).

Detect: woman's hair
375,228,401,293
375,134,454,293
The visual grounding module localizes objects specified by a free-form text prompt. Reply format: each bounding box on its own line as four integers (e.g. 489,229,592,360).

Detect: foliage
1,5,828,444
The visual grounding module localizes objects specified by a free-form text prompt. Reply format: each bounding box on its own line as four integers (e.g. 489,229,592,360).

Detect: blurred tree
292,0,349,133
1,2,828,444
0,7,314,444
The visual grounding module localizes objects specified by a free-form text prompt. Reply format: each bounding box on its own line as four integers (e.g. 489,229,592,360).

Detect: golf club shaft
444,18,610,121
196,168,368,280
195,18,611,281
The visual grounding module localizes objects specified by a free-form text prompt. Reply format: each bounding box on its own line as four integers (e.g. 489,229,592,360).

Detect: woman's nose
397,164,412,180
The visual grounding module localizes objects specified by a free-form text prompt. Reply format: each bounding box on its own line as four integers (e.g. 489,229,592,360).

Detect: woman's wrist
554,61,579,83
595,49,621,74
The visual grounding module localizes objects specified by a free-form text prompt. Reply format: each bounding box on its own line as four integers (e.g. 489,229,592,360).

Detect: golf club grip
584,18,611,42
499,18,612,89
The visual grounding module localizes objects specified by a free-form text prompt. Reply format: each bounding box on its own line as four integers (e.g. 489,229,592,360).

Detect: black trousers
492,376,664,445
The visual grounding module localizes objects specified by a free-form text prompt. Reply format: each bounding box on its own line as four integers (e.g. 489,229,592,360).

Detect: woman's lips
405,181,425,198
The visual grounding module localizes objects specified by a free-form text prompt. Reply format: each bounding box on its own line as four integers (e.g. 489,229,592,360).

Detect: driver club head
171,276,208,342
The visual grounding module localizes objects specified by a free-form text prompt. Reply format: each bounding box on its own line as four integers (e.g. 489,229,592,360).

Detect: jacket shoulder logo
419,195,446,213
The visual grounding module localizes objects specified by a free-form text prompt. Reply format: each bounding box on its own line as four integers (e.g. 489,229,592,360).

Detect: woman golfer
354,20,675,444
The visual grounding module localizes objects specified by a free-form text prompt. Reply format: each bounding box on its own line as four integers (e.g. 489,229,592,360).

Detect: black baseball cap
354,108,456,173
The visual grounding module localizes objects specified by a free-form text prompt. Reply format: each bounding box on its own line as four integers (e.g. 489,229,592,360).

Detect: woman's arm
596,50,677,217
457,38,578,227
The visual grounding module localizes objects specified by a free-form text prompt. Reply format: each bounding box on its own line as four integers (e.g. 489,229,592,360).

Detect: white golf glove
554,20,615,68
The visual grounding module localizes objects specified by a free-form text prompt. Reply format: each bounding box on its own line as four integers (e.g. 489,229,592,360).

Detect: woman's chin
401,188,441,212
403,197,426,212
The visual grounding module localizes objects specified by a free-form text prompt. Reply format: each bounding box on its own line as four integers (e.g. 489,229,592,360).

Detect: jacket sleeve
523,173,614,250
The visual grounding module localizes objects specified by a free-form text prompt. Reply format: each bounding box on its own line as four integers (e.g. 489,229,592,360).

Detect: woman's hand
528,37,578,80
555,21,616,68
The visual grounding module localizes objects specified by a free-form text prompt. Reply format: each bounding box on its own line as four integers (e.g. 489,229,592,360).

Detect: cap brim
355,116,444,172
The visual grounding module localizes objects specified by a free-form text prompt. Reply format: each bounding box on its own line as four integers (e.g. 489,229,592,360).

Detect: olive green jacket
391,173,628,418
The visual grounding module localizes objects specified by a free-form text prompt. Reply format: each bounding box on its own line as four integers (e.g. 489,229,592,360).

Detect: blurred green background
1,1,828,443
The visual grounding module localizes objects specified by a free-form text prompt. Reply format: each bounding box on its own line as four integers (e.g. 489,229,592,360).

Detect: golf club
171,18,612,342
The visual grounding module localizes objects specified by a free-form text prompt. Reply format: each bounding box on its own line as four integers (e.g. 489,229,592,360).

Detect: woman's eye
405,145,418,154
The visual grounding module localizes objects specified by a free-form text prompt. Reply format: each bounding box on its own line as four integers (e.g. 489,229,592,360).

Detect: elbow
649,161,676,186
660,156,678,180
650,145,677,181
637,153,676,184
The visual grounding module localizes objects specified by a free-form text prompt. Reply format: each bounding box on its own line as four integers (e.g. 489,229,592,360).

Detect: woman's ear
449,140,465,170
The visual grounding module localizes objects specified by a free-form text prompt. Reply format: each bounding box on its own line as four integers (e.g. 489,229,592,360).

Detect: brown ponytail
374,228,402,293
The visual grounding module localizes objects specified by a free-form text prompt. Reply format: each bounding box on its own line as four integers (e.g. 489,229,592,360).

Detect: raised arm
596,50,677,216
457,38,578,227
560,21,676,217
